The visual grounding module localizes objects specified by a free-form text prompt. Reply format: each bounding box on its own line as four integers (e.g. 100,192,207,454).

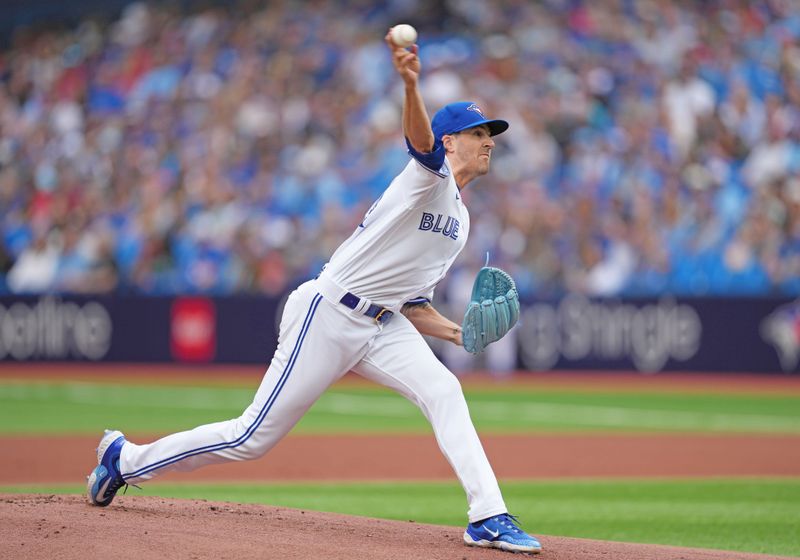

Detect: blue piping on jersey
123,293,323,480
406,137,448,178
414,160,448,179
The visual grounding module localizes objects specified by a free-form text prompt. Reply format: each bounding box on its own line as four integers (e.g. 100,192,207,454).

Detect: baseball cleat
464,513,542,554
87,429,127,507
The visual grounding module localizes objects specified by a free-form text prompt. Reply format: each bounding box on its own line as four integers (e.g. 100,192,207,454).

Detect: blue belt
339,293,394,324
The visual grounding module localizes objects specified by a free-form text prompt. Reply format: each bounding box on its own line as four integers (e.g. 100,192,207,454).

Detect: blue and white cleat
87,430,127,507
464,513,542,554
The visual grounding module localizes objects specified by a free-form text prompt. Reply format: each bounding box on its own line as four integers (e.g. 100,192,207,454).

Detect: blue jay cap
431,102,509,139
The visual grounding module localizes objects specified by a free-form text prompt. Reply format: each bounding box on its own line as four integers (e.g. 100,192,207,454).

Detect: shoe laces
496,513,522,534
107,476,127,498
107,459,141,498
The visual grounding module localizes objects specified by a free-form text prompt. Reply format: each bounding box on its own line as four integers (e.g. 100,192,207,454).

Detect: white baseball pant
119,276,507,522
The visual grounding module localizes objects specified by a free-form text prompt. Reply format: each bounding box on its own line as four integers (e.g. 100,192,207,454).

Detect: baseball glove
462,266,520,354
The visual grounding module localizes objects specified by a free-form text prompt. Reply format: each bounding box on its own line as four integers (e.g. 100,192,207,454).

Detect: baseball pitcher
87,28,540,554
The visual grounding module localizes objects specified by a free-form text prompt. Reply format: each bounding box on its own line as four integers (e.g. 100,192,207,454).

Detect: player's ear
442,134,455,153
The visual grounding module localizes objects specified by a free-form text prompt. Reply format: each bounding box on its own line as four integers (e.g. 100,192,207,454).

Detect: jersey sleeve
406,137,446,175
404,286,435,307
398,138,452,207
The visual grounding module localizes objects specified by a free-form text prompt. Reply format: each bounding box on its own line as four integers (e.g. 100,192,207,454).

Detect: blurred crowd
1,0,799,300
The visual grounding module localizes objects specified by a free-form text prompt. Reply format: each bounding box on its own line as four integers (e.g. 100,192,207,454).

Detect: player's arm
401,302,463,346
385,30,435,154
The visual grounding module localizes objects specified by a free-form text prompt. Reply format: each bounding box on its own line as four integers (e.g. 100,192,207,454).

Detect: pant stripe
123,293,323,480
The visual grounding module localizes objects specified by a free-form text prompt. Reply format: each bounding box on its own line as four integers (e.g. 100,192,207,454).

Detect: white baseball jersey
322,153,469,309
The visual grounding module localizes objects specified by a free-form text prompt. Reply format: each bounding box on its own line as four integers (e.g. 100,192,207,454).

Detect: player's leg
115,283,373,484
351,314,541,553
351,312,506,523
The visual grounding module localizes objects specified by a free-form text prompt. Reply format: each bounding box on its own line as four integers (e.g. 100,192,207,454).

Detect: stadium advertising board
0,294,796,373
516,295,798,373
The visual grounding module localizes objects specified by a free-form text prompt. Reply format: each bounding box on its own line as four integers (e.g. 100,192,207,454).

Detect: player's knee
423,373,464,406
227,417,270,460
232,435,270,460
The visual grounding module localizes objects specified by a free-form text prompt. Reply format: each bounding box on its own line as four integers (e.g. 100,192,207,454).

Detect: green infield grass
2,380,800,435
4,478,799,557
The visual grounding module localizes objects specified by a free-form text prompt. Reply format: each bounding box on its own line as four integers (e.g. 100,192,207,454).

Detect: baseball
391,24,418,48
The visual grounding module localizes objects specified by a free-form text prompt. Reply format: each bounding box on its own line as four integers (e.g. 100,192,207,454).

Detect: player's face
447,125,495,177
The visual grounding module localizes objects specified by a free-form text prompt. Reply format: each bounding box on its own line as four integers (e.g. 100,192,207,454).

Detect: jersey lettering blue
418,212,460,240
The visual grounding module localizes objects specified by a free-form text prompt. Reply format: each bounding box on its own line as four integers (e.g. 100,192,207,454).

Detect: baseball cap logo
466,103,485,118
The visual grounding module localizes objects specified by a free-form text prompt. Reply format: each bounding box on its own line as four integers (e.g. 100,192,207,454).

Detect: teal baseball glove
462,267,520,354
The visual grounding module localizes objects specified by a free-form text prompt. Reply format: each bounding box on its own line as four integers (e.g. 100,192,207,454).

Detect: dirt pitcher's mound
1,494,791,560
